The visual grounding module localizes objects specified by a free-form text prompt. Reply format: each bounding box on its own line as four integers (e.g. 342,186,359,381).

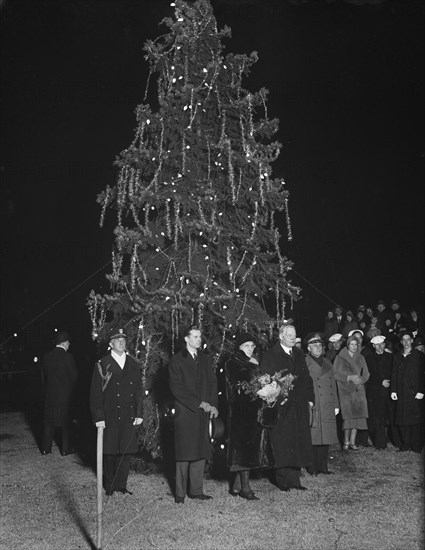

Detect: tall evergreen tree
88,0,299,457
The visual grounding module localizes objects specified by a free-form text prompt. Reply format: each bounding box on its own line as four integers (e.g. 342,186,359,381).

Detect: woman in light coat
333,335,370,450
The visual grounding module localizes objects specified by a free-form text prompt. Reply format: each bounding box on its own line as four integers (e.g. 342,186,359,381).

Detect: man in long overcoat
366,335,398,449
390,332,425,452
260,324,314,491
41,331,78,455
169,325,218,503
90,328,143,495
304,332,339,476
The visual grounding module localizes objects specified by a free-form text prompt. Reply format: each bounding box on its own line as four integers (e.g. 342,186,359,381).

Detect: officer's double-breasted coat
90,353,143,454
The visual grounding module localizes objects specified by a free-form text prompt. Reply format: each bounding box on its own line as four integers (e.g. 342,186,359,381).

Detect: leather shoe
292,485,308,491
175,496,185,504
229,488,240,497
239,490,259,501
319,470,334,475
61,449,75,456
118,489,133,495
188,494,212,500
105,489,114,496
279,486,290,492
41,450,52,456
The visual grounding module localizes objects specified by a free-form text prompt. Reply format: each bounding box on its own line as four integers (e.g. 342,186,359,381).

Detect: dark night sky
1,0,424,352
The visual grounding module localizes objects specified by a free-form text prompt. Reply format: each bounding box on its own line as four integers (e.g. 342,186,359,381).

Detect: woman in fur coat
225,333,272,500
333,335,370,450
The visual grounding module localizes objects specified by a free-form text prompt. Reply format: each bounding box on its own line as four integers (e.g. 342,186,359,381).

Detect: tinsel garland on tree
88,0,300,458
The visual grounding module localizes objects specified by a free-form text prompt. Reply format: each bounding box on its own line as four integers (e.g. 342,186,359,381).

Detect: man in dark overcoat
169,325,218,504
260,324,314,491
90,328,143,496
366,335,398,449
41,331,78,455
390,332,425,452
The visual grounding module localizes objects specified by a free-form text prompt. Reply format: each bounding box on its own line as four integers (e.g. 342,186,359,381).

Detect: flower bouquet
237,371,296,427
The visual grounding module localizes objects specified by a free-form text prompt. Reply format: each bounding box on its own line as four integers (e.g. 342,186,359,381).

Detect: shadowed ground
0,410,423,550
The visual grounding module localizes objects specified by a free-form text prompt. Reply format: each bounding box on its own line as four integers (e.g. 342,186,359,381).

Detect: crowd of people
168,301,424,502
39,297,424,503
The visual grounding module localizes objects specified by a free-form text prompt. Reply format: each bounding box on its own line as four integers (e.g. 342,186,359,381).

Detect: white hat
370,335,386,345
348,329,364,338
329,333,342,343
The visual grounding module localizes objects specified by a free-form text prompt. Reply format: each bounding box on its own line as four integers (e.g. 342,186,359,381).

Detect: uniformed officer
90,328,143,495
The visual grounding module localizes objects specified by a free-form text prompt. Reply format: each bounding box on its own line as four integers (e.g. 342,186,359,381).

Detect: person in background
294,337,303,351
366,335,395,450
41,330,78,456
414,335,424,354
323,310,338,342
356,310,368,333
342,311,359,340
391,332,425,453
406,308,424,339
226,333,271,501
390,311,407,351
90,328,143,496
389,299,402,320
334,306,346,334
333,335,370,451
366,316,381,340
376,300,391,331
304,333,339,476
326,333,344,364
365,306,375,326
260,324,314,492
380,318,393,340
169,325,218,503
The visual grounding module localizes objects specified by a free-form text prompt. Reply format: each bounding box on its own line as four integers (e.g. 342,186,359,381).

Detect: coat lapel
109,355,124,378
340,348,360,373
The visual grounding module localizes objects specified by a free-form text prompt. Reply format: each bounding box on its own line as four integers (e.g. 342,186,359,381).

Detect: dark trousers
398,424,424,452
42,424,72,454
370,423,388,449
388,423,402,448
175,459,206,498
275,466,302,490
307,445,329,474
355,429,370,446
104,454,132,491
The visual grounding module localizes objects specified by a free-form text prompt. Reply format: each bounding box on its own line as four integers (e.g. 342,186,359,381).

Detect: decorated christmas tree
88,0,300,458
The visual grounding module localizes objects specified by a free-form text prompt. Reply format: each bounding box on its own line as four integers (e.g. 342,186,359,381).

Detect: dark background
1,0,423,362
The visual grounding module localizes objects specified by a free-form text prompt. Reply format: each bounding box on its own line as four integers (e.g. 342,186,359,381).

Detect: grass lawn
1,411,423,550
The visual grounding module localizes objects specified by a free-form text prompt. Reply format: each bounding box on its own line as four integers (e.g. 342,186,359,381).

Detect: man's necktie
193,353,198,363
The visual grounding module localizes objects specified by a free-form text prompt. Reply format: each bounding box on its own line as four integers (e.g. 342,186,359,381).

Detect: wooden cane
96,425,104,550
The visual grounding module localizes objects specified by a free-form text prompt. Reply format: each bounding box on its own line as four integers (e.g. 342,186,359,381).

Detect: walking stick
96,425,104,550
